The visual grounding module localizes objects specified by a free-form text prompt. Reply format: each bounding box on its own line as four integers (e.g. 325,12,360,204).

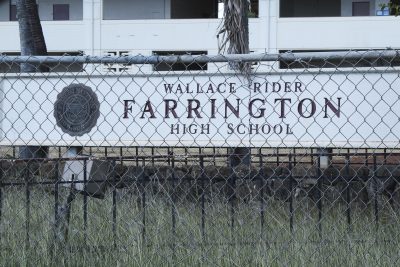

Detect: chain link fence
1,50,400,265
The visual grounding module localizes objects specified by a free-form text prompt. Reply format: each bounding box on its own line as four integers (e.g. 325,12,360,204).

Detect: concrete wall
277,16,400,50
103,0,167,20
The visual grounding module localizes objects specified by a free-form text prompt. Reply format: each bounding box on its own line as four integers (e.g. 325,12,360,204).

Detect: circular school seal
54,84,100,136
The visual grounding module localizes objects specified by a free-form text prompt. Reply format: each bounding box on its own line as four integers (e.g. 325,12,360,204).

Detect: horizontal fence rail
1,49,400,64
1,50,400,265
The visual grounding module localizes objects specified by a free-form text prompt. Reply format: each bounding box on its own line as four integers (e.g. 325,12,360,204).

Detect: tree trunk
16,0,48,72
220,0,251,166
16,0,49,158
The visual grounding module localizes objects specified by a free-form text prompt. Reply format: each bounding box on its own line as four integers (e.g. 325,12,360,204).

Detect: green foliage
380,2,400,16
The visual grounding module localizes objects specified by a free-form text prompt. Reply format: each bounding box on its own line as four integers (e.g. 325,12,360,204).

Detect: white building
0,0,400,65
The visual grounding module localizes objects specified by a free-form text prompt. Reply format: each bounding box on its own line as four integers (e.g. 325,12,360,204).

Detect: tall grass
0,185,399,266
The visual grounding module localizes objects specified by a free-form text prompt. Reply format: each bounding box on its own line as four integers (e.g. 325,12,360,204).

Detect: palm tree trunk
16,0,48,72
220,0,251,166
16,0,49,158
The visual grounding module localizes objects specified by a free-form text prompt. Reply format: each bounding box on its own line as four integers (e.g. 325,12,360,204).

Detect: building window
352,2,370,16
152,51,208,71
280,0,341,17
53,4,70,21
171,0,218,19
10,4,17,21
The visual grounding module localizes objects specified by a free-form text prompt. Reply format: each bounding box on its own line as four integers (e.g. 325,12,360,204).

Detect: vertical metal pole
289,153,294,233
135,147,139,166
293,148,297,166
141,158,146,245
111,159,117,249
276,148,280,166
25,161,31,250
167,148,171,165
229,156,236,238
170,150,176,259
213,147,216,165
345,154,351,231
317,156,323,239
83,159,88,244
384,148,387,165
310,148,314,165
151,147,155,166
184,147,188,166
200,154,206,242
373,155,379,229
0,162,3,245
54,160,60,242
259,148,265,239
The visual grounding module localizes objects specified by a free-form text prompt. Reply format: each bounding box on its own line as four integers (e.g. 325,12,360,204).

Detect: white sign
1,72,400,148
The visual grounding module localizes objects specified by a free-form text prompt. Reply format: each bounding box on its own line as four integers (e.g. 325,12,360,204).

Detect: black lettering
123,99,135,119
298,98,316,118
217,83,226,93
140,100,156,119
210,99,217,118
206,84,214,93
253,82,261,93
286,124,293,134
249,98,266,118
249,124,259,134
227,123,234,134
262,124,271,134
176,84,183,93
164,99,178,118
285,82,291,92
237,124,246,134
188,124,197,134
229,83,236,93
273,82,281,92
201,124,210,134
186,84,193,93
164,84,174,94
170,124,180,134
274,98,292,118
324,98,341,118
274,124,283,134
187,99,202,118
224,99,240,118
295,82,303,92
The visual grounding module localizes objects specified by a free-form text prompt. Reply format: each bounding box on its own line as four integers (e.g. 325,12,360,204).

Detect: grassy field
0,184,399,267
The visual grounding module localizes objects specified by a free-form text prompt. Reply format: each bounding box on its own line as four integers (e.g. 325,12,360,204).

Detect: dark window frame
352,1,370,16
10,4,17,21
53,4,70,21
